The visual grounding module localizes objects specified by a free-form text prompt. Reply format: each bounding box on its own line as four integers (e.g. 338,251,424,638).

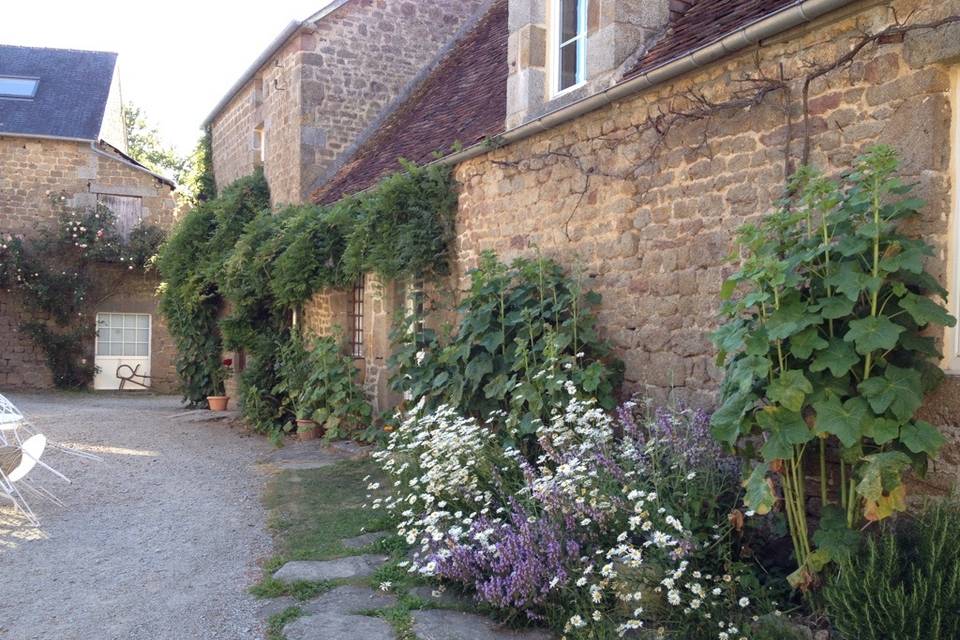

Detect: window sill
550,80,586,100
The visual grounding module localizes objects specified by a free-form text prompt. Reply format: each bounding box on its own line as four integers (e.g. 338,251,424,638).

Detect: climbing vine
158,161,457,433
0,194,165,388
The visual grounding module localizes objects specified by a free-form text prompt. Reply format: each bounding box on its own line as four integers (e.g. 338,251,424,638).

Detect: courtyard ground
0,393,273,640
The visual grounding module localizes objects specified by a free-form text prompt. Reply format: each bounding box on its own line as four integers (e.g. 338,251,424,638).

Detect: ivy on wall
157,162,457,433
0,195,165,388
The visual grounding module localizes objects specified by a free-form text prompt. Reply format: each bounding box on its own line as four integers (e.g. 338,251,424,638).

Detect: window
349,276,365,358
405,278,425,334
553,0,588,95
95,313,150,357
254,125,266,164
0,76,38,99
948,69,960,371
97,194,143,240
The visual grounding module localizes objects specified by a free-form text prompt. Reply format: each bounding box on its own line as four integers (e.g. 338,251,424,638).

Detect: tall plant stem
819,436,829,506
840,460,848,509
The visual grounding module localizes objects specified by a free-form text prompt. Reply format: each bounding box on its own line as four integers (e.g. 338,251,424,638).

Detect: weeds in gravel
250,578,332,601
266,606,302,640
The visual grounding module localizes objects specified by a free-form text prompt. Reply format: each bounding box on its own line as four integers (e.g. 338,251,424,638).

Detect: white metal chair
0,393,101,462
0,434,48,525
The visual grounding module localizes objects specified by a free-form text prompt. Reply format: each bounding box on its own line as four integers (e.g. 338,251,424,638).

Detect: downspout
438,0,856,168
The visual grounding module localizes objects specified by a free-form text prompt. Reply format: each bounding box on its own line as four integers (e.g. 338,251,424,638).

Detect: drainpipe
438,0,856,168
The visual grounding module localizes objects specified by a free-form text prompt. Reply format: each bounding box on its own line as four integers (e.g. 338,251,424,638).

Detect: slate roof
625,0,798,78
313,0,508,205
0,45,117,140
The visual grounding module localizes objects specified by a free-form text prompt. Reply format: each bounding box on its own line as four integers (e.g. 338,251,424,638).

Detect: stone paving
261,442,556,640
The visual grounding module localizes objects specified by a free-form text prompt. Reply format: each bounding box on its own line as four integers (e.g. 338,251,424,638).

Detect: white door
94,313,151,390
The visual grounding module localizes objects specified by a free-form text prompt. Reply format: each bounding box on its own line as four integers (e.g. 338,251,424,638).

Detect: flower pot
207,396,230,411
296,419,319,441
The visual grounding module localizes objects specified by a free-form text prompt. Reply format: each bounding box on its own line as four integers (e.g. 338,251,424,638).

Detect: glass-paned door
94,312,151,390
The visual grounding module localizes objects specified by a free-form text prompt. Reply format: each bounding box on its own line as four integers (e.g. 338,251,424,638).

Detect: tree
123,103,185,182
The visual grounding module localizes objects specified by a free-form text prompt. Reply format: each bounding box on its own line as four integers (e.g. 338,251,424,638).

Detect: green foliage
710,146,955,581
123,102,186,181
0,195,164,389
823,499,960,640
179,129,217,206
158,162,454,431
157,170,270,404
389,251,623,445
292,334,371,440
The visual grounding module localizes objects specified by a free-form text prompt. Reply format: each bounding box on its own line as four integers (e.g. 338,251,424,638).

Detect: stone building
0,45,178,391
205,0,497,408
203,0,492,206
304,0,960,484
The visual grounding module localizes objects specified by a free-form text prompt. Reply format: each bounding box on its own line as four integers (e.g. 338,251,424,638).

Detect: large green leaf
817,296,856,320
900,420,946,456
463,352,493,386
899,292,956,328
728,355,771,393
742,463,777,515
810,339,860,377
863,417,900,445
826,264,868,300
857,451,911,521
712,320,747,357
789,326,829,359
767,370,813,412
843,316,905,355
857,365,922,422
766,299,817,340
812,396,869,447
710,391,757,445
757,405,812,460
812,505,860,563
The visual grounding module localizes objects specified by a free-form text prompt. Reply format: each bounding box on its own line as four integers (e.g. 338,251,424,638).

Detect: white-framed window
947,69,960,372
97,194,143,240
95,313,151,357
254,125,266,164
551,0,588,96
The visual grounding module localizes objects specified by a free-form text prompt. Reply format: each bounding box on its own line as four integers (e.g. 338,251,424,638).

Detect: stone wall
453,0,960,483
210,0,490,205
0,135,178,392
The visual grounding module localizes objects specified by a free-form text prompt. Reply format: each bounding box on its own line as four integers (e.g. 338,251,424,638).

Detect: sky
1,0,335,154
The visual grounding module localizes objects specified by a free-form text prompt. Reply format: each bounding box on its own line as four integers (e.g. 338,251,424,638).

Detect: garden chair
0,393,101,463
0,434,51,525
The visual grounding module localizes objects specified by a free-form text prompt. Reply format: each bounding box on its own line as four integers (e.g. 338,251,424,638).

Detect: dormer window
553,0,587,95
0,76,39,99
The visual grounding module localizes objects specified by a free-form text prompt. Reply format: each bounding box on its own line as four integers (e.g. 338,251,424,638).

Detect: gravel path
0,392,274,640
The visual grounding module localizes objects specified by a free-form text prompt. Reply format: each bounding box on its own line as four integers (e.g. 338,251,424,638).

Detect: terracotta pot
296,419,318,441
207,396,230,411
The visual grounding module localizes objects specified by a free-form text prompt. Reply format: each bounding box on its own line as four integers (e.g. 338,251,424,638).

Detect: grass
261,457,389,563
266,606,302,640
252,455,474,640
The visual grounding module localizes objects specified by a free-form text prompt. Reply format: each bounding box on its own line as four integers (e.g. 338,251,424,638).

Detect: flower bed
372,365,792,639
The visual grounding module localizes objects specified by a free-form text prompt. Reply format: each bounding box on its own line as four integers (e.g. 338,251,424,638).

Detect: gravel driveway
0,393,274,640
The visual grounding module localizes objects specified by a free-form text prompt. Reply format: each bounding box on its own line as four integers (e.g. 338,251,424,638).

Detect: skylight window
0,76,39,98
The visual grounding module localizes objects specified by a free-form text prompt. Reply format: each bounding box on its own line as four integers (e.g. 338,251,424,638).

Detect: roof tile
626,0,798,78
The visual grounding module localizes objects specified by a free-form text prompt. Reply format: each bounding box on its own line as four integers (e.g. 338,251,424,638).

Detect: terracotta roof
625,0,799,78
313,0,508,205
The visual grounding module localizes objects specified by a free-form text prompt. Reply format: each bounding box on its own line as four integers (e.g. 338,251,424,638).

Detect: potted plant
276,333,319,440
207,357,233,411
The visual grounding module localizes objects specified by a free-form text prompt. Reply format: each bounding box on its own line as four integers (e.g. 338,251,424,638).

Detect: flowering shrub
373,370,782,639
0,194,164,388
